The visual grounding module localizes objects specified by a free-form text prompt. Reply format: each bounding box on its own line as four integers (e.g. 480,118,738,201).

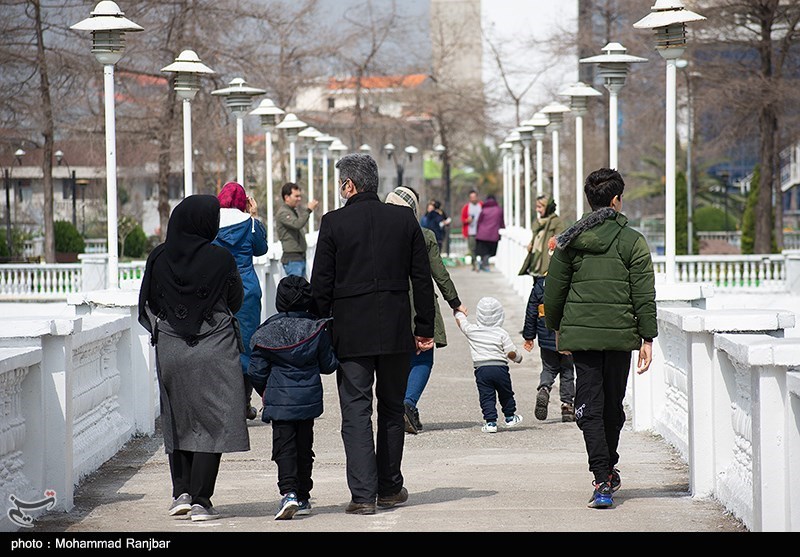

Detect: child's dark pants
474,364,516,422
271,419,315,501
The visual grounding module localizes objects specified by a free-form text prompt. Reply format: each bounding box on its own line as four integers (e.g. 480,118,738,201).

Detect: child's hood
476,297,504,327
555,207,628,254
250,312,331,351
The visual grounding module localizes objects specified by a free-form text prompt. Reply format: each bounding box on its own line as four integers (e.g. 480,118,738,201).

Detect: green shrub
123,225,148,258
693,205,737,232
54,220,85,253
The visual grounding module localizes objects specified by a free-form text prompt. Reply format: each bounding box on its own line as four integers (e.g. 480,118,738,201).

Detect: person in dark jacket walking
311,153,435,515
544,168,657,510
248,275,338,520
138,195,250,523
474,195,504,271
520,195,575,422
213,181,268,420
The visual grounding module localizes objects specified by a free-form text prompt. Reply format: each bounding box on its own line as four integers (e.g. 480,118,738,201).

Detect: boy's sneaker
587,481,614,509
190,504,221,522
275,492,299,520
535,387,550,421
296,499,312,516
504,414,523,427
481,421,498,433
403,402,420,434
609,467,621,492
168,493,192,516
561,403,575,422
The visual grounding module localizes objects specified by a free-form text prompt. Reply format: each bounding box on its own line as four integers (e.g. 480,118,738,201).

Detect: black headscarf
138,195,239,339
275,275,313,313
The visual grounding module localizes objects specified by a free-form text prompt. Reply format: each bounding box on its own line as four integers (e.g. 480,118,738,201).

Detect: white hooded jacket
455,297,522,367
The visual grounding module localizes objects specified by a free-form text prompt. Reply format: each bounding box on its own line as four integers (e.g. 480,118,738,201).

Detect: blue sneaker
275,492,299,520
296,499,312,516
587,481,613,508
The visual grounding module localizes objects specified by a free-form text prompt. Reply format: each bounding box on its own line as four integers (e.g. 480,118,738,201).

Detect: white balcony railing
652,254,787,292
0,263,82,300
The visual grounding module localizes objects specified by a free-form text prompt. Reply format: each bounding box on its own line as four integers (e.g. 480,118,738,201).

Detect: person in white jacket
455,297,524,433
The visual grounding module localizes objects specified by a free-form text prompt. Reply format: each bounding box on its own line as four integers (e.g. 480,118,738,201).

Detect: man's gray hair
335,153,379,193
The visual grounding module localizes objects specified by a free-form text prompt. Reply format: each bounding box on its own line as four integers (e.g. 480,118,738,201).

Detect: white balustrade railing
118,261,146,290
84,238,108,254
0,263,82,300
652,254,787,292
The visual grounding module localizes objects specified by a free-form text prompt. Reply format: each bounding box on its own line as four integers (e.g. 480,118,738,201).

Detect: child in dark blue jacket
247,275,338,520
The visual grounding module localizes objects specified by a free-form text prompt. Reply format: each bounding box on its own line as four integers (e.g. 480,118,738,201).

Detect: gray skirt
155,309,250,454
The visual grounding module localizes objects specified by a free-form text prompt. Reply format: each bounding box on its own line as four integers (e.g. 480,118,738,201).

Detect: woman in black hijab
139,195,250,522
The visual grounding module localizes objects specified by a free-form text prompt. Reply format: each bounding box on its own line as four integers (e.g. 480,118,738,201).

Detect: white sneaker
504,414,523,427
481,421,498,433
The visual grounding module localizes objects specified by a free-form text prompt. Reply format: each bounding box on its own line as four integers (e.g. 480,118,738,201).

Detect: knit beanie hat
276,275,313,312
385,186,419,216
476,296,504,327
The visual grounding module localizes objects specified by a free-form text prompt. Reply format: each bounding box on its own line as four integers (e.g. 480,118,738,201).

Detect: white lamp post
542,102,571,211
275,113,307,183
525,112,549,199
298,126,322,233
515,123,534,230
329,138,348,209
161,49,214,198
635,0,705,284
404,146,419,189
560,82,602,218
358,144,372,154
507,130,522,228
71,1,143,290
250,98,285,244
499,142,512,225
580,42,647,170
315,133,335,215
211,78,266,186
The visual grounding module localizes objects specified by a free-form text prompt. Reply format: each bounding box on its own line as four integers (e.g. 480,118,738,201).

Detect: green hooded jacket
518,198,565,277
544,208,657,352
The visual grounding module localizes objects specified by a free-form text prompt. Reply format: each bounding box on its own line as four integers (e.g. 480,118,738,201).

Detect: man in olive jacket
311,154,435,515
276,182,318,278
544,168,656,510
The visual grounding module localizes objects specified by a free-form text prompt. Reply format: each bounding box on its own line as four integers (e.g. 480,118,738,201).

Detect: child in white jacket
455,296,524,433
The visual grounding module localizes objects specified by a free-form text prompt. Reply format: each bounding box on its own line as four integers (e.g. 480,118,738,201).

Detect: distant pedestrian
460,190,482,271
544,168,657,509
311,153,435,515
454,296,524,433
474,194,504,271
213,181,268,421
138,195,250,523
421,199,446,250
275,182,318,278
519,195,575,422
247,275,338,520
384,186,467,435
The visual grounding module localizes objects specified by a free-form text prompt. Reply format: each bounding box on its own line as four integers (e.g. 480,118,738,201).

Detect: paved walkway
31,265,747,535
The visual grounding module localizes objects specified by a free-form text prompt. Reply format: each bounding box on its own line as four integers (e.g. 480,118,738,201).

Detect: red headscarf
218,181,247,212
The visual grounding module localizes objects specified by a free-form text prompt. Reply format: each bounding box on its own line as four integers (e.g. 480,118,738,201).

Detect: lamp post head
315,134,336,151
522,112,550,141
14,149,25,165
514,125,534,145
499,142,512,153
542,102,570,131
579,42,647,93
433,143,446,154
383,143,396,159
298,126,322,149
329,139,348,155
633,0,706,60
211,77,266,115
250,98,285,130
71,1,143,66
55,150,64,165
275,113,308,142
507,130,522,154
358,144,372,153
161,49,214,101
404,145,418,162
559,82,603,116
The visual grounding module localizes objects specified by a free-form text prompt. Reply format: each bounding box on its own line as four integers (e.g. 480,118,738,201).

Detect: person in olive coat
384,186,467,434
544,168,657,510
311,153,435,515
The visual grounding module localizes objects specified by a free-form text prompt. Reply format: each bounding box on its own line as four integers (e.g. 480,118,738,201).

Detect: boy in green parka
544,168,657,510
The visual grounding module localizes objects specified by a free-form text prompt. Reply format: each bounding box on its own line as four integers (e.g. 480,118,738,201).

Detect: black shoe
535,387,550,421
609,467,621,492
246,406,258,420
377,487,408,508
561,403,575,422
412,405,423,431
403,402,419,434
345,500,376,515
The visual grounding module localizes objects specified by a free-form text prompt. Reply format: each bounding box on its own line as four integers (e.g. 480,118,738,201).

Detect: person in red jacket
460,190,482,271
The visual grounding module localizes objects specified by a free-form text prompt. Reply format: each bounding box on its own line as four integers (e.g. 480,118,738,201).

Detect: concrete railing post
784,249,800,295
79,253,109,293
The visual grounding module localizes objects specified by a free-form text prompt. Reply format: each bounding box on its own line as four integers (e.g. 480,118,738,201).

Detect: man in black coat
311,153,435,515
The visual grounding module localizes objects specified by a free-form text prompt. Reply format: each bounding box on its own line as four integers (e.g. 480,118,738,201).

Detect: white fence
651,254,787,292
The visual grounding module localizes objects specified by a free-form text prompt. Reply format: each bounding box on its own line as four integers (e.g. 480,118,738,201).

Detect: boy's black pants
272,419,315,500
474,364,516,422
572,350,631,484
